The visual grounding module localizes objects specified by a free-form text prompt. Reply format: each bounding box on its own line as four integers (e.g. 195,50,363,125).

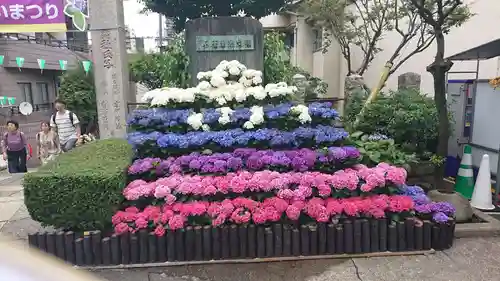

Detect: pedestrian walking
1,120,28,173
50,99,81,152
36,121,61,165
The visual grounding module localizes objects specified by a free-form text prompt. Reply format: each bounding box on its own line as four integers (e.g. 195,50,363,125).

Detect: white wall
260,14,291,29
362,0,500,95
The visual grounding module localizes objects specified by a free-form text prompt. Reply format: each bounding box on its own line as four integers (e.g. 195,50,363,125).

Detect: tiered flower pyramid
115,60,455,239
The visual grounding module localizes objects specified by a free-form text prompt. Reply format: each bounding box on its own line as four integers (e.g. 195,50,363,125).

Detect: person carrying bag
1,120,28,173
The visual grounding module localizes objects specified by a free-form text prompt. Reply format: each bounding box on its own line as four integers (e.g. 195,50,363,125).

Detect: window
36,82,51,110
313,29,323,52
284,31,295,48
18,82,33,105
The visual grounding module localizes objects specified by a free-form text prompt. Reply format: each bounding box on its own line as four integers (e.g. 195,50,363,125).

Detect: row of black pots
28,219,455,266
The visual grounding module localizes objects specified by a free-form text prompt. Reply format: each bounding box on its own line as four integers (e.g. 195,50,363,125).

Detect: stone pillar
292,73,307,102
88,0,130,139
398,72,421,91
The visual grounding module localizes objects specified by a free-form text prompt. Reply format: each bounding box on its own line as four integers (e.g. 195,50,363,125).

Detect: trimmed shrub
344,88,439,157
24,139,133,231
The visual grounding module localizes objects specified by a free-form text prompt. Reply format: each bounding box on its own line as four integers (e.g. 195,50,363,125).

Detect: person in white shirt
50,99,81,152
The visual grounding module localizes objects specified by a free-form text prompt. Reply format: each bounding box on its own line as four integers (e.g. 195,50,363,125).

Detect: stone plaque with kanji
185,17,264,85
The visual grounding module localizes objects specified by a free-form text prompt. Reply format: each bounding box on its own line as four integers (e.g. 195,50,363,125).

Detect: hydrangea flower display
115,60,455,235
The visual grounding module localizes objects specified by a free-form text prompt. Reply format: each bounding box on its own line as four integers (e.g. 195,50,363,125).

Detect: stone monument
398,72,421,90
88,0,131,139
185,17,264,85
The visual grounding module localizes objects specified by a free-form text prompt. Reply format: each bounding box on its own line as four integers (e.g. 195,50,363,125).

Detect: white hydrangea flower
298,112,312,124
253,70,263,77
218,114,231,125
187,112,204,130
216,97,227,105
228,66,241,76
252,75,263,85
234,88,247,102
228,60,241,68
217,60,229,70
197,81,212,91
242,69,255,78
210,75,226,88
265,83,277,92
290,104,308,114
238,76,252,87
141,88,163,103
201,124,211,131
291,104,312,124
249,106,265,125
245,86,266,100
243,121,254,129
196,72,206,80
218,107,234,116
213,69,229,78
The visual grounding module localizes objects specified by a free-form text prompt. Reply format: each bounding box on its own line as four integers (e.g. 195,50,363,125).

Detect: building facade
260,0,500,96
0,31,88,166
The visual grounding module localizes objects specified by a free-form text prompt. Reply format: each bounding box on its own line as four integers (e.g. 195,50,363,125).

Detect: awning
447,38,500,61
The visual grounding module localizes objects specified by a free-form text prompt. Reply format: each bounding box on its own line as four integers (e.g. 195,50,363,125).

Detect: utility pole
88,0,131,138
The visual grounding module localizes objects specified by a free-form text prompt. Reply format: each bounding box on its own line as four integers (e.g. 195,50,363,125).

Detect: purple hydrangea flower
432,212,450,223
430,202,456,216
415,204,432,214
401,185,425,196
328,147,347,161
413,194,432,205
127,146,361,176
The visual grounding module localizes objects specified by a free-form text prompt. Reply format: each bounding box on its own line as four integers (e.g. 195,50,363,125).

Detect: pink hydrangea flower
154,225,166,236
168,215,186,230
114,222,130,235
134,217,148,229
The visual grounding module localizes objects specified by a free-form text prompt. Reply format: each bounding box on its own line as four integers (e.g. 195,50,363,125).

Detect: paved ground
1,172,500,281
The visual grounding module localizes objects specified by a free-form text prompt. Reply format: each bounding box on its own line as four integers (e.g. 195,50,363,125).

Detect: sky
123,0,161,51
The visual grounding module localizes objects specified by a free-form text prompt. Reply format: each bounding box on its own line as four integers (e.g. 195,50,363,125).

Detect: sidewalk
0,170,53,240
1,173,500,281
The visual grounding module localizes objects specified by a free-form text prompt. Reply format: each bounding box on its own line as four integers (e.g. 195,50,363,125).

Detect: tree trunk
427,30,453,190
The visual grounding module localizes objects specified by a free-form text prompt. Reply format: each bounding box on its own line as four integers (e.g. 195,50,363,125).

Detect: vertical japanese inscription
111,73,123,131
100,30,114,69
97,30,114,134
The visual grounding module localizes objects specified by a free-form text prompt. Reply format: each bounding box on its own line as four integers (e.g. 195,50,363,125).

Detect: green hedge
24,139,133,231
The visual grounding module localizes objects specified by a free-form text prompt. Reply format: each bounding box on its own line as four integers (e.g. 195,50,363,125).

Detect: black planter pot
27,219,455,266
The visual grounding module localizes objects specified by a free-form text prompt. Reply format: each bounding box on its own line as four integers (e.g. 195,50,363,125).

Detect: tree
407,0,471,182
129,34,190,90
58,66,97,135
300,0,437,79
139,0,293,31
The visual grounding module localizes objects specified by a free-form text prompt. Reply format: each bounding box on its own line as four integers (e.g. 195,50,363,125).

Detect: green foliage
344,88,439,157
263,32,295,85
348,131,417,167
129,34,190,90
24,139,133,231
139,0,293,31
57,66,97,134
407,0,473,33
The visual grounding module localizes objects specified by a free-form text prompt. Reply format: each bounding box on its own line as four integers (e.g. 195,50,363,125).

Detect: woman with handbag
1,120,28,173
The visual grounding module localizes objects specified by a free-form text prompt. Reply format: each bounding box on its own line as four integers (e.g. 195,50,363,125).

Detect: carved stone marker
89,0,130,139
398,72,421,90
185,17,264,85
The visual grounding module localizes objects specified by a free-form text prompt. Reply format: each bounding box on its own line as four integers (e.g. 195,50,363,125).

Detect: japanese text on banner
0,0,66,32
